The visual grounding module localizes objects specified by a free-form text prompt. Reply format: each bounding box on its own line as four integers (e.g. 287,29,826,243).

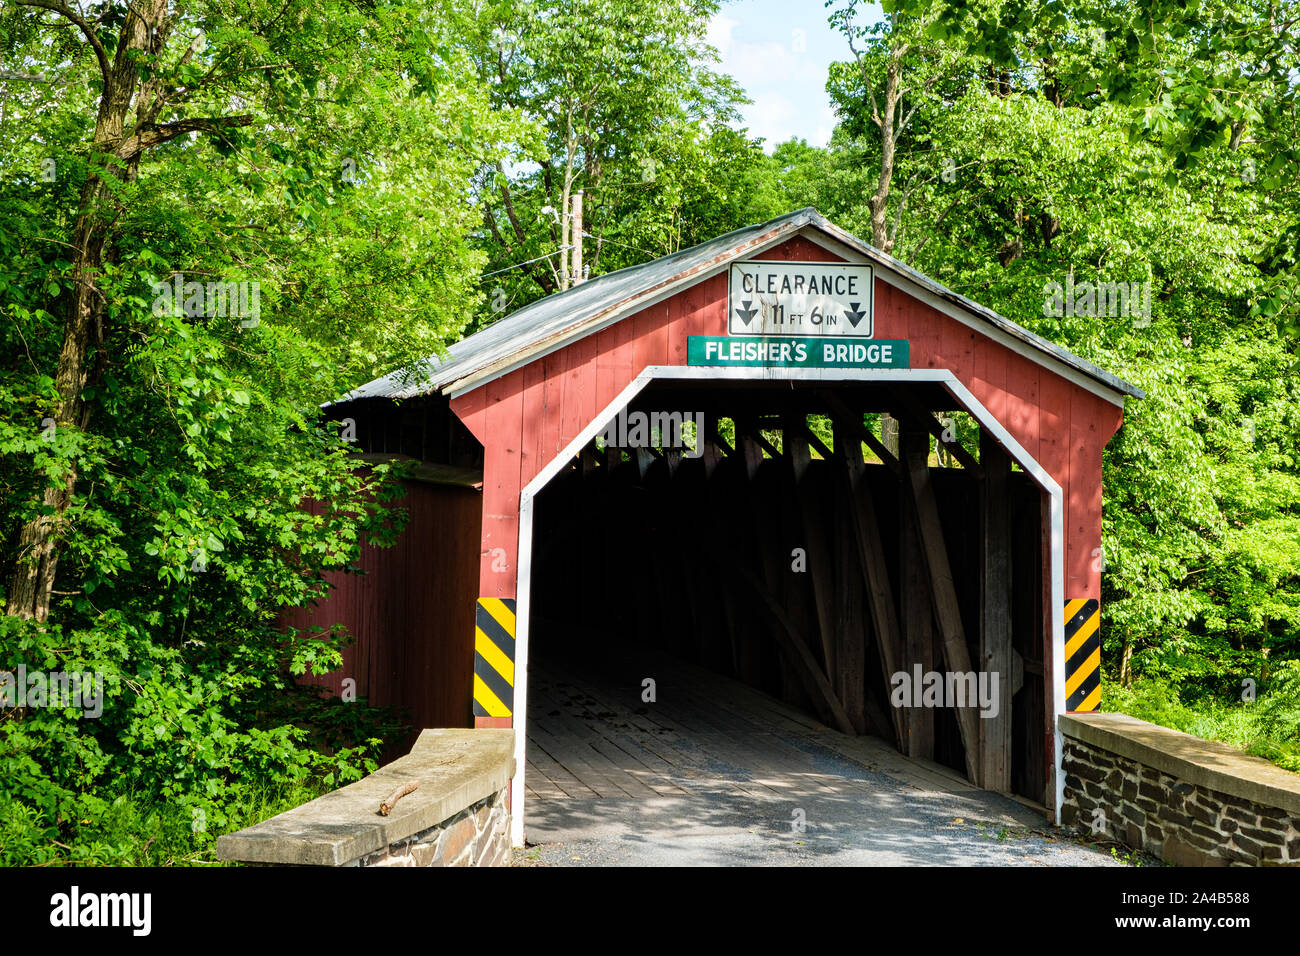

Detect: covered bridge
295,208,1143,848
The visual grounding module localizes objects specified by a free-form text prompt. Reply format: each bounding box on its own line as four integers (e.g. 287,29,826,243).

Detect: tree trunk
5,0,165,621
1119,638,1133,687
868,56,901,255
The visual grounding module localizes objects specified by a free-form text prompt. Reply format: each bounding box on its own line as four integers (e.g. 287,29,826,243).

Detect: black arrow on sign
843,303,867,327
735,300,758,326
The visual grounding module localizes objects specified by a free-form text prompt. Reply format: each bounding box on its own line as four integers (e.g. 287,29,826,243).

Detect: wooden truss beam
979,428,1014,792
728,561,857,736
891,390,984,478
834,415,905,750
901,427,982,783
898,423,935,759
818,392,901,475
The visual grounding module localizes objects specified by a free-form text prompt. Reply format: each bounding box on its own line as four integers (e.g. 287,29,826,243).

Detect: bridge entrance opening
522,378,1051,820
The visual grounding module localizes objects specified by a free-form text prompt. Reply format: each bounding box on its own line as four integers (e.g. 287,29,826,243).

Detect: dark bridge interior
529,379,1049,804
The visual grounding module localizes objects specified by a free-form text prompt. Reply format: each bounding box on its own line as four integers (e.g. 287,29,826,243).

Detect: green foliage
0,0,518,863
0,313,410,860
1104,664,1300,772
468,0,779,317
0,776,335,866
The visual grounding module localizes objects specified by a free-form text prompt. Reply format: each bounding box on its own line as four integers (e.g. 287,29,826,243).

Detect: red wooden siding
286,480,482,742
753,234,847,262
453,236,1124,604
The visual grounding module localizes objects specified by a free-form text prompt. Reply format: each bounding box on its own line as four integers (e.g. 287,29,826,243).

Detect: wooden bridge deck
524,649,1007,806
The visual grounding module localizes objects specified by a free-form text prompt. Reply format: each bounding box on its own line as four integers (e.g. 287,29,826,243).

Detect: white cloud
706,12,739,58
743,92,838,148
706,7,839,150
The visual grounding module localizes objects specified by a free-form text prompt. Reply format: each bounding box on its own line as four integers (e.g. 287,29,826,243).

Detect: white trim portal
508,366,1067,847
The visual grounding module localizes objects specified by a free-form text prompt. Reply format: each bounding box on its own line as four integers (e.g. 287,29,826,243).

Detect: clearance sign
728,260,874,337
689,259,907,369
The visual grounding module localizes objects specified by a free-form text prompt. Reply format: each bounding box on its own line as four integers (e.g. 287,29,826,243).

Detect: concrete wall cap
1060,712,1300,816
216,728,515,866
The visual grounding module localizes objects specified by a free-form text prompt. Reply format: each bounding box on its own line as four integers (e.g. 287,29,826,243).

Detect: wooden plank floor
524,647,988,805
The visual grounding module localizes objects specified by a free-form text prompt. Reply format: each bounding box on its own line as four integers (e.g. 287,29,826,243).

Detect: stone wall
1060,713,1300,867
217,728,514,867
358,790,510,867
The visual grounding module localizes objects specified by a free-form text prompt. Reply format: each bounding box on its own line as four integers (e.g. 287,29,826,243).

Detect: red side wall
285,480,482,745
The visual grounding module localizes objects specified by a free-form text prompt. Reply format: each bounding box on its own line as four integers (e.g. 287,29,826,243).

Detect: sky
706,0,880,151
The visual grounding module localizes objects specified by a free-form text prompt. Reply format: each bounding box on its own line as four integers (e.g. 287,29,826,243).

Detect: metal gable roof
337,207,1144,405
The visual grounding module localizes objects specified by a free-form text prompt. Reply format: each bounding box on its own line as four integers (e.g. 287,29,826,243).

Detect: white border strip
508,365,1067,846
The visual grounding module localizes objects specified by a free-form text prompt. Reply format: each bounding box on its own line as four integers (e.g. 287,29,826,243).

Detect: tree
1,0,515,622
0,0,520,861
827,0,979,254
467,0,759,318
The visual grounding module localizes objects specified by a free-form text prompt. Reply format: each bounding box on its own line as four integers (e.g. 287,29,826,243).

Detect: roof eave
333,205,1143,408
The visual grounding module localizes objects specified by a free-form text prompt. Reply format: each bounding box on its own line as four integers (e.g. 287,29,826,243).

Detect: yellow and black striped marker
1064,598,1101,712
473,597,516,719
